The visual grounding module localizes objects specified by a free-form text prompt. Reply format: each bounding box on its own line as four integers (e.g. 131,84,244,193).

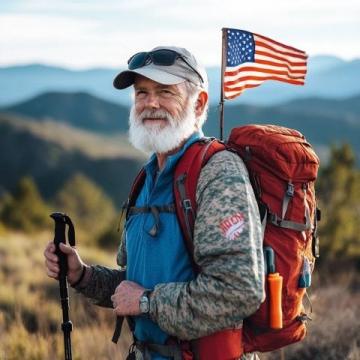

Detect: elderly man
44,46,264,360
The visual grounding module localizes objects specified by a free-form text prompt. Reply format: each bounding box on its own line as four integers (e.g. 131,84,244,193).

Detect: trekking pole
50,212,76,360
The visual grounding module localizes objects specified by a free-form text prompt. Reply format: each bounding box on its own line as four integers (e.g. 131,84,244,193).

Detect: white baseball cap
113,46,207,89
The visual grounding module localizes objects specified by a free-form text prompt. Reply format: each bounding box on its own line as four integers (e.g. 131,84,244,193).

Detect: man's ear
194,91,208,118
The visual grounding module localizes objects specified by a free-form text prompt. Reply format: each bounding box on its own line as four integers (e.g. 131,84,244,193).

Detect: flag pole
219,28,227,141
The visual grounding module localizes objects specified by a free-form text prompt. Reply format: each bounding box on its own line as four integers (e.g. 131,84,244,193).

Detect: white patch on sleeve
220,212,245,240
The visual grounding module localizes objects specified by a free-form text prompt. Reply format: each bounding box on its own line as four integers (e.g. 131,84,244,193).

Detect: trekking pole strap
112,316,124,344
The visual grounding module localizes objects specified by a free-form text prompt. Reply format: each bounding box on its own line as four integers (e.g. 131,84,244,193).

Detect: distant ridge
2,90,360,163
1,55,360,106
206,94,360,154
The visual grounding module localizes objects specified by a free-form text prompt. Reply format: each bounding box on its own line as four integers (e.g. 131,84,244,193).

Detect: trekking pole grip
51,213,68,274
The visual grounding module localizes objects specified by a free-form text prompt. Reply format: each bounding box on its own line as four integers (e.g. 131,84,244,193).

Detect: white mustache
137,109,171,123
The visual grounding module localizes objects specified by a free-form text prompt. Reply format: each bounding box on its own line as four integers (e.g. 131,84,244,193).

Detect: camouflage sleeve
74,266,125,308
149,150,265,340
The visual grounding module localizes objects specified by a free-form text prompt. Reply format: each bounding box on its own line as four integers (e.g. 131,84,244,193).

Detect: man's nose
144,93,160,109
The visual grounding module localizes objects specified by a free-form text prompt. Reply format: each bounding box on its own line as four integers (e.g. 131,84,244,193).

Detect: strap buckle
286,182,295,197
183,199,192,210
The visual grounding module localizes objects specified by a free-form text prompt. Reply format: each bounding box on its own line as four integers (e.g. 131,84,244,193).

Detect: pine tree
317,144,360,260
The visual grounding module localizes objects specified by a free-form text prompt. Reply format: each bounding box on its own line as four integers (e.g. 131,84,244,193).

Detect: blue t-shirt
125,133,202,359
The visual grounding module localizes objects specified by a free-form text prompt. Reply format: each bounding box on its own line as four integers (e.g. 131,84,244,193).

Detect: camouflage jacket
76,149,265,340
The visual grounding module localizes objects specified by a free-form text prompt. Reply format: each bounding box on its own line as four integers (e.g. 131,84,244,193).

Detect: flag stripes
223,29,308,99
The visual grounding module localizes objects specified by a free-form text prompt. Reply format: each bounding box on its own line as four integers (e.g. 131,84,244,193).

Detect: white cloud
0,1,359,68
0,14,98,41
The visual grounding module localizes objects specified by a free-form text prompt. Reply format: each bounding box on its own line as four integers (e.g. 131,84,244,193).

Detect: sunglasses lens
151,50,178,66
127,49,203,84
128,52,148,70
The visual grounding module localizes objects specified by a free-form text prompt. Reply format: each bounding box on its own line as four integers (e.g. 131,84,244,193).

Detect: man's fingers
59,242,75,254
44,248,58,263
46,267,59,280
45,259,59,274
113,307,124,316
111,295,117,309
44,242,55,256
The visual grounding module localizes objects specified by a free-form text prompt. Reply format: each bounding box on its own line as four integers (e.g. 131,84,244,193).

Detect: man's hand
111,280,146,316
44,241,85,286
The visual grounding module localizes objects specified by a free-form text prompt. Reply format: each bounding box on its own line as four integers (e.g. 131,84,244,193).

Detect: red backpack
125,124,320,358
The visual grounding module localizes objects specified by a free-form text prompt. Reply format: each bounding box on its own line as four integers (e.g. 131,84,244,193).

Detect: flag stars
226,29,255,66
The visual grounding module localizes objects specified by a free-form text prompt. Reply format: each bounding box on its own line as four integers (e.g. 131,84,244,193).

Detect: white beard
128,101,198,155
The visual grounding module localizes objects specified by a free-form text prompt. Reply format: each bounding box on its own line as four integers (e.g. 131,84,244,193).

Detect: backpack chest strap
128,204,176,237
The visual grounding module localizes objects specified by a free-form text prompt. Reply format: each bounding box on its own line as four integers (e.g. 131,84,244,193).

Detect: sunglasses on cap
127,49,204,84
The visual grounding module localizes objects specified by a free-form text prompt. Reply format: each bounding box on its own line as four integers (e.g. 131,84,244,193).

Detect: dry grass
0,230,359,359
0,230,131,360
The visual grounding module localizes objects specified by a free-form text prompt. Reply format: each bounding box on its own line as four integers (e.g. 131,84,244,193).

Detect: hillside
0,113,144,207
3,91,130,134
0,113,144,160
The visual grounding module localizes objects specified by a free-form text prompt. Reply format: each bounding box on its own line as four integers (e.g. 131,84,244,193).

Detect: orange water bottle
268,272,283,329
264,247,283,329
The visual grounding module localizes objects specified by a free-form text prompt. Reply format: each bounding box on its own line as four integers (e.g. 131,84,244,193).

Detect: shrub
53,173,116,244
0,177,49,233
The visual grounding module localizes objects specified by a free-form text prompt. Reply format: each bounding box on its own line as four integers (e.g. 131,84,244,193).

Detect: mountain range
2,90,359,159
1,55,360,107
1,88,359,206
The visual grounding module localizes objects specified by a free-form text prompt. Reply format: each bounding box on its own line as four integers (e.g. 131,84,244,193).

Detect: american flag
223,28,308,99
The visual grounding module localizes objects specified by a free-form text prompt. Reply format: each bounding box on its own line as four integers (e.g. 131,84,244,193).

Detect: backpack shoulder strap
113,168,146,345
122,167,147,220
173,138,226,272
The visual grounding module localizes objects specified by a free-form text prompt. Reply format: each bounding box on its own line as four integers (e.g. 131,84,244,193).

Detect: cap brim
113,66,186,89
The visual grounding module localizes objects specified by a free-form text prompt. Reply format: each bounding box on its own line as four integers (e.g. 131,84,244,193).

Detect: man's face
128,76,199,155
133,76,188,129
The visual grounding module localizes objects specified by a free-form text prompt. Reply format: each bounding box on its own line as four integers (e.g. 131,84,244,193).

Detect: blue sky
0,0,359,69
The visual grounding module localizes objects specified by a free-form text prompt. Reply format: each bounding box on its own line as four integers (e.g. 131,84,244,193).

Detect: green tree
317,144,360,261
0,177,50,232
54,173,116,243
